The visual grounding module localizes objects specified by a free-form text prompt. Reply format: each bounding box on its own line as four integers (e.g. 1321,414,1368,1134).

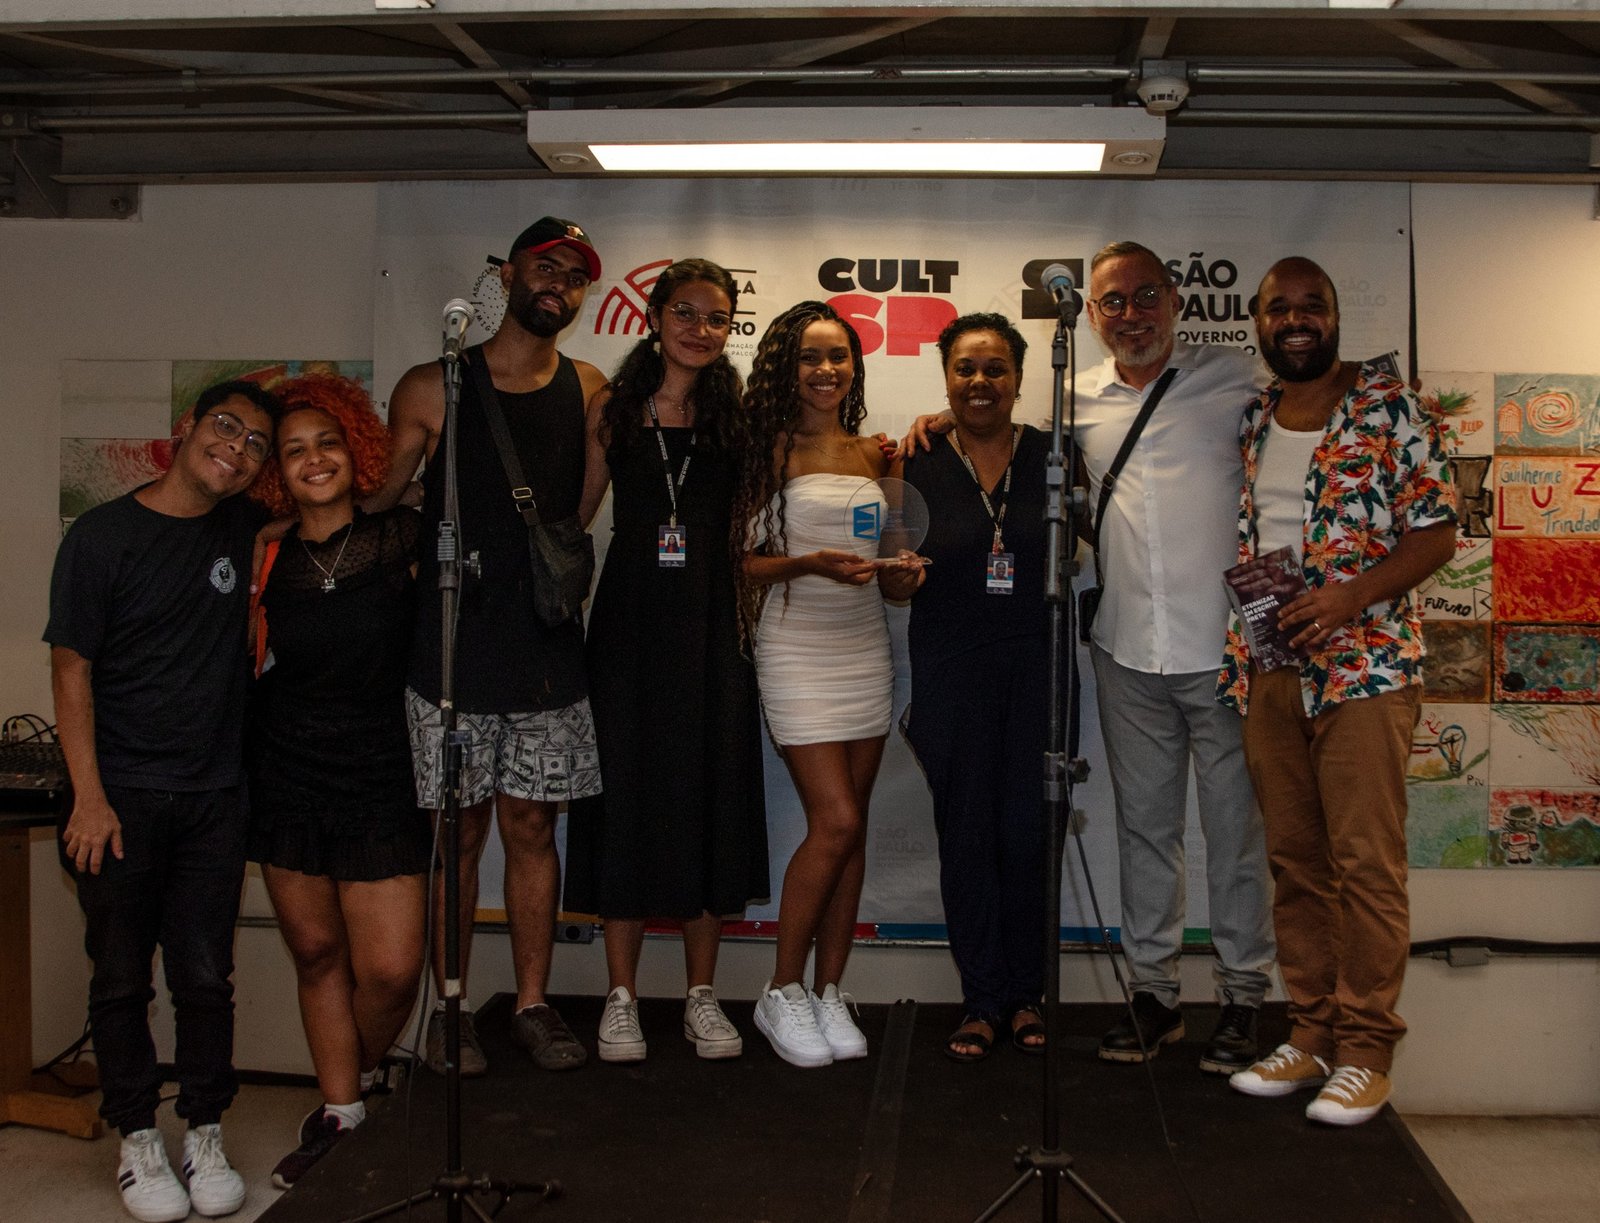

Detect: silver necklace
300,525,352,593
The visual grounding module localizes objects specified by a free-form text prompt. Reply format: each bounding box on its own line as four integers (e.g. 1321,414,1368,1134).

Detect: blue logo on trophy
852,501,882,541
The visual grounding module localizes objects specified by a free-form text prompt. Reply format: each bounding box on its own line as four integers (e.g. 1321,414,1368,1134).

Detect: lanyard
949,425,1020,554
645,394,695,528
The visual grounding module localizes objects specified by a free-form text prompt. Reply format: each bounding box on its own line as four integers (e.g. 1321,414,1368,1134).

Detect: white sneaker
754,981,834,1068
117,1129,190,1223
597,986,647,1063
182,1123,246,1217
683,985,743,1059
810,984,868,1060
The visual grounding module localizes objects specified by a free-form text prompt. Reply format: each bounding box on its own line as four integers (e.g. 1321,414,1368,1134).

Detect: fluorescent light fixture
529,107,1164,176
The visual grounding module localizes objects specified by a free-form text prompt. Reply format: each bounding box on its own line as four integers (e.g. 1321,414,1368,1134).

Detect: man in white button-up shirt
1077,242,1274,1074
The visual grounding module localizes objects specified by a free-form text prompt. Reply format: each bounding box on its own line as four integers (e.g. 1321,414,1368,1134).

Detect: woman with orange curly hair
246,373,431,1188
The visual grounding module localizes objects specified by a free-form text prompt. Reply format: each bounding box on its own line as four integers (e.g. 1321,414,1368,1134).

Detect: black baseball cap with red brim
508,216,602,279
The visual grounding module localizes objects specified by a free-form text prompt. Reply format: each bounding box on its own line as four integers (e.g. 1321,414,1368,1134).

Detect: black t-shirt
903,426,1049,670
44,489,264,790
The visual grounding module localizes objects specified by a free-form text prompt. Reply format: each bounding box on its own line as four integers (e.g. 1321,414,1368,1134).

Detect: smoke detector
1136,74,1190,114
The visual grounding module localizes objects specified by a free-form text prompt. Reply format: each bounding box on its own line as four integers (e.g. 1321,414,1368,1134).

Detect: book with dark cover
1224,546,1308,672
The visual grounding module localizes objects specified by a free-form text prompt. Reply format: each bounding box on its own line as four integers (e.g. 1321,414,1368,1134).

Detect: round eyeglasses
1090,285,1167,318
207,411,271,463
664,302,734,332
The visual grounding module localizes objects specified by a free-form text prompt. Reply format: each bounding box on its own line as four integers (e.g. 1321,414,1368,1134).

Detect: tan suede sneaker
1229,1042,1331,1097
1305,1065,1392,1126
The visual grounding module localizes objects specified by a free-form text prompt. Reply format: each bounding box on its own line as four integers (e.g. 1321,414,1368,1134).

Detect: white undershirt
1254,421,1324,560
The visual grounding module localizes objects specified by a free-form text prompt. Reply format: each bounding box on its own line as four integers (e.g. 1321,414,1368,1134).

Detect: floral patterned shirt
1217,363,1456,718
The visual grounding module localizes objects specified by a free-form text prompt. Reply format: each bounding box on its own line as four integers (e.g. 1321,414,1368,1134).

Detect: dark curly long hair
731,300,868,647
600,258,743,454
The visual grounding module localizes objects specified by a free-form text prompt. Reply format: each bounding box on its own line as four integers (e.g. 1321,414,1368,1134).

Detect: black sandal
1010,1005,1046,1055
944,1016,995,1063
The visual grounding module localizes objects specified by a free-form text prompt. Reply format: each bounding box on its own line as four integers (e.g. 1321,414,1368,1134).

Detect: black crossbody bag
1077,366,1178,644
464,347,595,627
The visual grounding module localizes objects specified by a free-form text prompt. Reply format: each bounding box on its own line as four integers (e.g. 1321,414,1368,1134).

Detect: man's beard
508,282,578,337
1108,329,1169,369
1096,316,1173,370
1262,324,1340,383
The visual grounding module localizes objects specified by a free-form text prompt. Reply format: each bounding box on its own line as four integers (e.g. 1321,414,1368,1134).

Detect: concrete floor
1,1084,1595,1222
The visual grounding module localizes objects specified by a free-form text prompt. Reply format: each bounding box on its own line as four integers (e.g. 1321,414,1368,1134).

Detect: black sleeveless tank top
408,347,587,713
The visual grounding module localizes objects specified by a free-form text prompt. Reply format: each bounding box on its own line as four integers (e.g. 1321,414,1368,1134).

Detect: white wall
3,183,381,1063
6,180,1596,1114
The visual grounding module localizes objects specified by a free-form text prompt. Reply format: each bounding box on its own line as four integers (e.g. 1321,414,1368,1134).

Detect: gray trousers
1090,644,1275,1008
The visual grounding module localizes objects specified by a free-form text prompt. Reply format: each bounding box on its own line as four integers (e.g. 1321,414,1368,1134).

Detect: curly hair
601,258,744,454
731,300,867,647
937,312,1028,375
249,373,391,518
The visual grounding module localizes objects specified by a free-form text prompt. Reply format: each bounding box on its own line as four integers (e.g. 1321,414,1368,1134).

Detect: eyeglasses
207,412,271,463
1090,285,1167,318
663,302,734,332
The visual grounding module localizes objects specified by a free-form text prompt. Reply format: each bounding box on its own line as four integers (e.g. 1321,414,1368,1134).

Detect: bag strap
1089,365,1179,561
463,344,544,528
250,538,280,679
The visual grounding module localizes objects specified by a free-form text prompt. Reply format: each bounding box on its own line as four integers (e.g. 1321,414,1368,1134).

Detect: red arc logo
595,258,672,336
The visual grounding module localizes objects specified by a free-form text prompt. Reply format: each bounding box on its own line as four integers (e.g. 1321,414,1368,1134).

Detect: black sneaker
270,1108,346,1190
1199,1003,1259,1075
1098,992,1184,1063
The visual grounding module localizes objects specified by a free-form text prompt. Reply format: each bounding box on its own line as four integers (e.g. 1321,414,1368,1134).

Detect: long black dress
248,507,433,881
564,426,768,919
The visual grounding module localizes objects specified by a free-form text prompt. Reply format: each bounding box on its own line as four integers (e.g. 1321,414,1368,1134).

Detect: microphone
1040,263,1082,326
442,298,472,359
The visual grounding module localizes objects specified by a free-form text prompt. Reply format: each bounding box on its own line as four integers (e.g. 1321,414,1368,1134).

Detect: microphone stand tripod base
344,1173,563,1223
971,1149,1123,1223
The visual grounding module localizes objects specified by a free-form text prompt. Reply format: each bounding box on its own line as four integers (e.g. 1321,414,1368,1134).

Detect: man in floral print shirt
1220,257,1456,1126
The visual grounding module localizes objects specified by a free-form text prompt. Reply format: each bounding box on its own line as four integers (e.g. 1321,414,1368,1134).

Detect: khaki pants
1241,668,1420,1071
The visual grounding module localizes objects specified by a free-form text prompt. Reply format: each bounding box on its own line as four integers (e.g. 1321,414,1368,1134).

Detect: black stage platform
261,995,1468,1223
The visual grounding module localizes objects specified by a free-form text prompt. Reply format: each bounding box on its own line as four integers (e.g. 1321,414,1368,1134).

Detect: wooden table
1,805,103,1139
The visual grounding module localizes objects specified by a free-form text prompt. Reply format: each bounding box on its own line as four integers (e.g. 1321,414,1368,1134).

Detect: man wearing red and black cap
373,216,609,1076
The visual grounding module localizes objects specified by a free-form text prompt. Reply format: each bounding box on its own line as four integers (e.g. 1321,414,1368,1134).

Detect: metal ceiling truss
1,3,1598,215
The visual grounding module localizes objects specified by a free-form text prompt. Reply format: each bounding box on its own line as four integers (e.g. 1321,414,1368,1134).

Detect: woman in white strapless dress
733,301,903,1069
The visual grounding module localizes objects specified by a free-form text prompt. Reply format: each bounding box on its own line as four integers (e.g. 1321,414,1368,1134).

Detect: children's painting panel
1491,539,1600,625
1492,624,1600,704
1421,621,1491,703
1487,787,1600,868
1493,372,1600,456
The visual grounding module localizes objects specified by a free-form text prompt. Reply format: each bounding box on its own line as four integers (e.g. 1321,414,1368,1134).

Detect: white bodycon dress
754,473,893,746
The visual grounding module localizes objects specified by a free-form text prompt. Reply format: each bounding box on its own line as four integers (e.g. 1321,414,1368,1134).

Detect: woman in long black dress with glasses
563,259,768,1065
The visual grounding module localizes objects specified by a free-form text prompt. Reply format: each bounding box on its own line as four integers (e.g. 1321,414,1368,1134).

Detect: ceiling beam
591,15,942,108
1,29,427,112
432,19,536,109
1379,17,1593,117
1133,15,1176,63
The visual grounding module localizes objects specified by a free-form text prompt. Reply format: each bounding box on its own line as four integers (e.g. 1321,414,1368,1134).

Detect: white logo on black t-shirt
210,557,237,594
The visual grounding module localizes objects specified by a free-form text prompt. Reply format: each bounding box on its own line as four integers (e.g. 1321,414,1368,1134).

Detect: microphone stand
352,334,559,1223
971,291,1125,1223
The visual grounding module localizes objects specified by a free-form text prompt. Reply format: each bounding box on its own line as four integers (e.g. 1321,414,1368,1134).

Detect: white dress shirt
1063,340,1263,675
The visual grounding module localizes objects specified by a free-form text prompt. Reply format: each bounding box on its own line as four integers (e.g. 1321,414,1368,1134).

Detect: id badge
658,524,687,568
986,551,1015,594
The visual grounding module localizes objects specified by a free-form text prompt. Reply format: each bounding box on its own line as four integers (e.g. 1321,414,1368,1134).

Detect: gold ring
1312,620,1323,633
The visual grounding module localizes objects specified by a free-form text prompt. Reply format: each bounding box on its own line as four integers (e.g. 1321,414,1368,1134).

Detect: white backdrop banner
373,177,1411,938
